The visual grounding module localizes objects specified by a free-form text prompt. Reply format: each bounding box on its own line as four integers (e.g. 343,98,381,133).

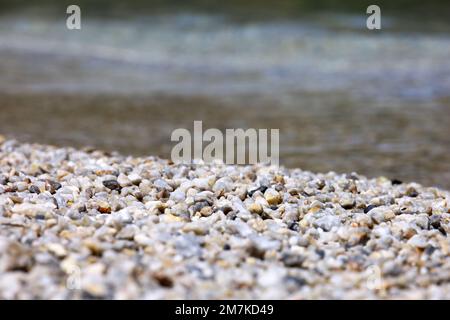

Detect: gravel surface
0,138,449,299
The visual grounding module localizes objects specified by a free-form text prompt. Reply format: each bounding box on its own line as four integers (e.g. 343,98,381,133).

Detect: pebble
0,139,448,299
29,185,40,194
46,243,67,258
128,173,142,186
248,203,263,214
116,225,138,240
212,177,233,193
117,174,132,187
103,180,121,191
199,206,212,217
154,179,172,190
281,252,305,268
47,180,62,194
407,235,428,249
11,203,56,219
339,196,355,209
314,214,340,232
264,188,282,205
169,189,186,202
368,207,395,224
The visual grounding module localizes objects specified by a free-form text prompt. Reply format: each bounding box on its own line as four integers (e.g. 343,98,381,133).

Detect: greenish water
0,2,449,188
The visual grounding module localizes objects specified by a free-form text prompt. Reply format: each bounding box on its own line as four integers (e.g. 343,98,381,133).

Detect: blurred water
0,9,449,188
1,13,449,99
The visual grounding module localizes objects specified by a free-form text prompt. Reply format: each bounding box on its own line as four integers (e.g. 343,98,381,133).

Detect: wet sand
1,92,450,189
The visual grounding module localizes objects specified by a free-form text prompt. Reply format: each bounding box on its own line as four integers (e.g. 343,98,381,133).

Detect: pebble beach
0,138,449,299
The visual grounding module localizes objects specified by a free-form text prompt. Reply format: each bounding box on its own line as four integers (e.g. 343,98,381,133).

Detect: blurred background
0,1,449,188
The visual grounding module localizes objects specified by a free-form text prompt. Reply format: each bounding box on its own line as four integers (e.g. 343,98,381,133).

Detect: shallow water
0,7,449,188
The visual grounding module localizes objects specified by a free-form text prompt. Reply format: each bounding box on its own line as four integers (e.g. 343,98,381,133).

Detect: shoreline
0,139,449,299
2,91,450,191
